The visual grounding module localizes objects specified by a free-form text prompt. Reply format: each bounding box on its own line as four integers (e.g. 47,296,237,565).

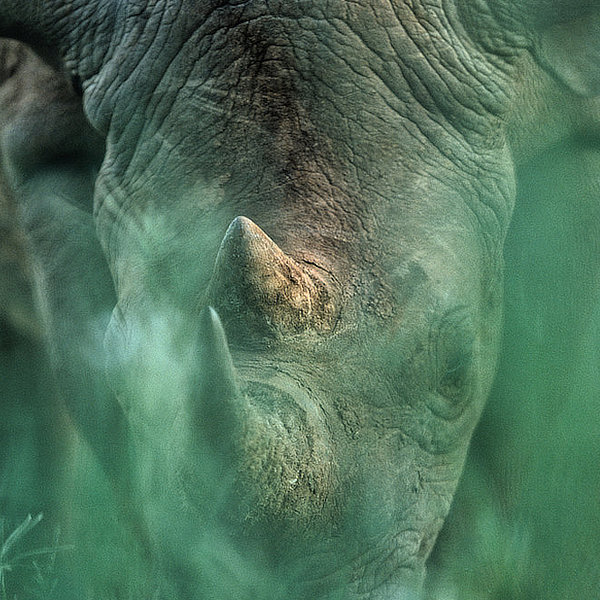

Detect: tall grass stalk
0,513,72,600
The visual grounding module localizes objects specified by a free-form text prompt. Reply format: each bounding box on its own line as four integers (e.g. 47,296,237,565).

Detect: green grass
0,513,72,600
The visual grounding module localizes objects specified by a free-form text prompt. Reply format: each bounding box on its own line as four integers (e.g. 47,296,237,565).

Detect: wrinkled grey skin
1,1,599,598
0,171,38,340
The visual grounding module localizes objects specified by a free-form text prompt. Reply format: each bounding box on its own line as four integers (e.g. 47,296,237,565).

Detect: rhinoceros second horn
192,306,242,455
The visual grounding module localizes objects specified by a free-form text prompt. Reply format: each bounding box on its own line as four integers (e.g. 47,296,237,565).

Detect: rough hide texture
0,1,599,599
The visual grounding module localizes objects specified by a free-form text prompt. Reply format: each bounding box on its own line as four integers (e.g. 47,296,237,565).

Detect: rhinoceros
0,1,599,598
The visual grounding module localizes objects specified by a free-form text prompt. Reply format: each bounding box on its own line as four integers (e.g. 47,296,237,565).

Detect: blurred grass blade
0,513,43,561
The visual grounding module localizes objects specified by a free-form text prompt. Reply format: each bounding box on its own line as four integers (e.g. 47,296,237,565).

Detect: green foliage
0,513,72,600
427,140,600,599
1,128,599,600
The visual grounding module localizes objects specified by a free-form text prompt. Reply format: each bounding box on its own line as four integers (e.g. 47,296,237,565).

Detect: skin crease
0,1,599,598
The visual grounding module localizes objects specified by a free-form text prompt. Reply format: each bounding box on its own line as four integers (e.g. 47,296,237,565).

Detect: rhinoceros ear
0,0,113,74
531,4,600,97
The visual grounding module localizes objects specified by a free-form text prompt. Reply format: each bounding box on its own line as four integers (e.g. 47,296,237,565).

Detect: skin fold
0,2,598,598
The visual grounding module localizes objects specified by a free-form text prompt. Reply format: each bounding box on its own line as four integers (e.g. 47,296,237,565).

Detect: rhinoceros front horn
207,216,338,338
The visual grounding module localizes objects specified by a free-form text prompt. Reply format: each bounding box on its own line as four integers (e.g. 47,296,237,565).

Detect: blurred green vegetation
1,140,599,598
428,140,600,598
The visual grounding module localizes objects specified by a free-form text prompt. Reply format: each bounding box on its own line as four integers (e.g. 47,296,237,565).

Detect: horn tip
198,305,240,395
202,305,228,346
224,216,262,243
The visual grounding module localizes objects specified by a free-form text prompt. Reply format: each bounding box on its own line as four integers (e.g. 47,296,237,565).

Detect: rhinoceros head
1,0,598,597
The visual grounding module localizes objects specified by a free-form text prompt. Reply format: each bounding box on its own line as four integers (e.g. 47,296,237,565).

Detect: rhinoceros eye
438,342,473,398
429,307,475,412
